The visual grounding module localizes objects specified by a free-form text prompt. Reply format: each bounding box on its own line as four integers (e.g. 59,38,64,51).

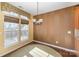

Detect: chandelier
33,2,43,24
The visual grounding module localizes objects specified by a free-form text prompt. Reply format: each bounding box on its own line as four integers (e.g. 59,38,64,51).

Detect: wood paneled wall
75,6,79,29
34,6,75,49
74,5,79,56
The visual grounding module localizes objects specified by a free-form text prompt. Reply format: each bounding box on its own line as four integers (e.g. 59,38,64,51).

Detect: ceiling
9,2,79,15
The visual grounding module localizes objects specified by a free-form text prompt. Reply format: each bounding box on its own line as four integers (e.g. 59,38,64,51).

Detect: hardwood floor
4,42,77,57
33,42,77,57
4,42,61,57
52,47,76,57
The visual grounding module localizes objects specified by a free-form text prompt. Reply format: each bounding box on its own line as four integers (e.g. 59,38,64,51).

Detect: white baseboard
33,40,77,53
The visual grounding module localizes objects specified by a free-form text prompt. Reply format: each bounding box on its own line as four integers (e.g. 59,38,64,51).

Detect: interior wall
34,6,75,49
74,5,79,56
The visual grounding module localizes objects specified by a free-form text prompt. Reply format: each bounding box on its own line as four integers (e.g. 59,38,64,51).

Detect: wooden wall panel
75,6,79,56
34,6,75,49
75,6,79,29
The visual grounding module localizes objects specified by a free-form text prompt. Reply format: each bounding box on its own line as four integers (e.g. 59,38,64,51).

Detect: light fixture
33,2,43,24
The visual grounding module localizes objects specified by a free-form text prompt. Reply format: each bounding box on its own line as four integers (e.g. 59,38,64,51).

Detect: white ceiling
9,2,79,15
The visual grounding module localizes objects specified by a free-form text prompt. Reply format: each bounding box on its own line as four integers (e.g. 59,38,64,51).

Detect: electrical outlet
56,41,59,44
67,31,71,34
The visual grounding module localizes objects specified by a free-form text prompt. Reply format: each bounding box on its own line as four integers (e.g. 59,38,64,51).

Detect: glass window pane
21,24,29,30
4,22,19,31
4,31,19,48
21,24,29,41
4,22,19,48
21,30,29,41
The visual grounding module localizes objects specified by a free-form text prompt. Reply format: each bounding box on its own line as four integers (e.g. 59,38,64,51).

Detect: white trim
33,40,77,53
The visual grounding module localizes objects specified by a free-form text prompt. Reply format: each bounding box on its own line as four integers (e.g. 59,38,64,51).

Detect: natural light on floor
28,47,54,57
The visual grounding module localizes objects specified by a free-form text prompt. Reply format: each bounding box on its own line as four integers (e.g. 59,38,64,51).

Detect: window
21,24,29,41
4,21,19,48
